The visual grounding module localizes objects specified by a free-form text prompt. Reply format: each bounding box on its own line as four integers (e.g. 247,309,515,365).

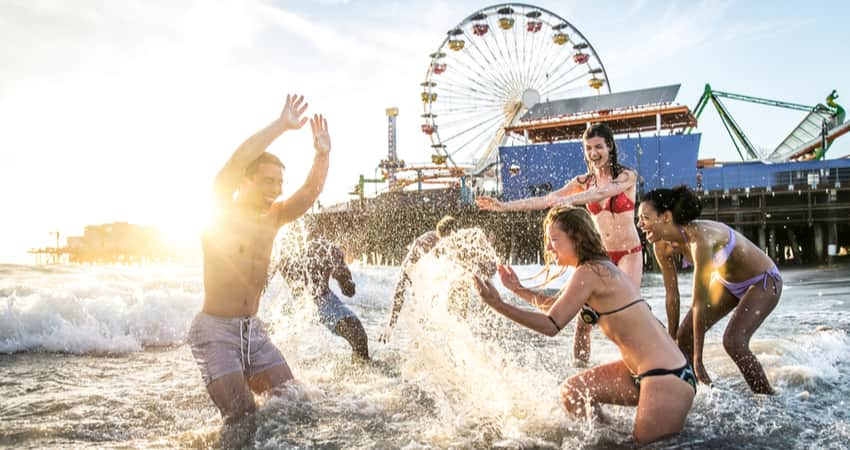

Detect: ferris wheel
421,3,611,175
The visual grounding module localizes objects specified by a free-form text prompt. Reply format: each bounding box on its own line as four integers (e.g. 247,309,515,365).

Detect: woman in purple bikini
637,185,781,394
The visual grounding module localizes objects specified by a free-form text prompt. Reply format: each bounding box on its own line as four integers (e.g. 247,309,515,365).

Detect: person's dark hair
641,185,702,224
582,123,629,180
436,215,458,238
245,152,285,178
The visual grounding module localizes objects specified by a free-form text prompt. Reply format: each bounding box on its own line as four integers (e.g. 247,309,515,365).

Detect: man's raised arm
273,114,332,226
213,94,309,206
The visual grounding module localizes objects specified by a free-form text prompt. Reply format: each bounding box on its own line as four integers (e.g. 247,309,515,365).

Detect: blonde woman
477,123,642,364
474,207,694,444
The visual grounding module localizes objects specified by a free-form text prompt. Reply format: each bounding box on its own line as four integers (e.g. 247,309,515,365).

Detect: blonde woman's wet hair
536,206,610,286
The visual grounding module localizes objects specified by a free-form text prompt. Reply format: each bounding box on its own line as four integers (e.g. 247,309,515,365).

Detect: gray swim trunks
315,290,357,332
188,312,288,386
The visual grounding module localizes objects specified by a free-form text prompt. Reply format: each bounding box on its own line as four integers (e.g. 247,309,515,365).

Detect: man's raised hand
310,114,331,155
280,94,309,131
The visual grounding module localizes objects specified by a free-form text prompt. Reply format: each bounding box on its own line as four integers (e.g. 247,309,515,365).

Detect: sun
154,198,213,246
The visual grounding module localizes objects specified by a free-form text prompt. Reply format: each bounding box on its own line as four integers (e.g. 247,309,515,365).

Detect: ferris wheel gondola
420,3,611,175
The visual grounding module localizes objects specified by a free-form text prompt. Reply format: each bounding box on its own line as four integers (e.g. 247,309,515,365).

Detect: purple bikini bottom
712,266,782,300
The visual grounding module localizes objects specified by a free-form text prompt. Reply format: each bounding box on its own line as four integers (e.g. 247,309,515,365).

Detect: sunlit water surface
2,258,850,449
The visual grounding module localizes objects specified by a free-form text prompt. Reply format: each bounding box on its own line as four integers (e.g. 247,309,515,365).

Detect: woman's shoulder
572,173,592,186
575,260,620,281
615,167,638,181
690,220,728,239
575,261,635,300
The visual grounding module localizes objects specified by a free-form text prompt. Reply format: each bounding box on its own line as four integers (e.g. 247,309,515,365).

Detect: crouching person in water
277,239,369,361
379,215,458,342
638,185,781,394
473,207,695,444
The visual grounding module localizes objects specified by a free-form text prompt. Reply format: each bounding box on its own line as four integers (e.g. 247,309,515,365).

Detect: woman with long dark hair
474,207,694,444
638,185,781,394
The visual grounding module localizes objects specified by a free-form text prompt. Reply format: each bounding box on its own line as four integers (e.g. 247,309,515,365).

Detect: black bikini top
580,298,647,325
546,298,647,331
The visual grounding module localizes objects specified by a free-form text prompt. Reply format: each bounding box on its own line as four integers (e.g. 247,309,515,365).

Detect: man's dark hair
436,215,458,238
245,152,285,178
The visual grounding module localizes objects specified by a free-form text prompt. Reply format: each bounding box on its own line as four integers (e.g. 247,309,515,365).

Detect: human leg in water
676,280,739,386
334,316,370,361
722,274,781,394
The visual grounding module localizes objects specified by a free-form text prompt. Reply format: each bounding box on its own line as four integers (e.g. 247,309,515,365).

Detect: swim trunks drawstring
239,318,253,370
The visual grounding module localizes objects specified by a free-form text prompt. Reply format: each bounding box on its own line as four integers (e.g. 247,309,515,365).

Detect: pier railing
311,183,849,268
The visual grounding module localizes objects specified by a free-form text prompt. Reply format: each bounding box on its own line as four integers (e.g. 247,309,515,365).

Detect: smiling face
583,136,611,172
546,222,578,267
637,201,674,243
239,162,283,210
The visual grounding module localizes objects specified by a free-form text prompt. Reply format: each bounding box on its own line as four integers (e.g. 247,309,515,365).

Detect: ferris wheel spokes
421,3,611,169
439,54,516,102
457,29,521,95
527,43,578,94
537,63,585,96
438,72,511,100
473,104,524,173
440,111,509,146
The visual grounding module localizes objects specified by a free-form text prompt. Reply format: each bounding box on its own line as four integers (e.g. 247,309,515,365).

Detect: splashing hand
340,280,355,297
378,326,393,344
475,196,503,211
473,274,502,307
497,264,521,291
280,94,309,130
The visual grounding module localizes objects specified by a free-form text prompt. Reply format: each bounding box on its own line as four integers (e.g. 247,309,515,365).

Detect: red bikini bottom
608,245,642,265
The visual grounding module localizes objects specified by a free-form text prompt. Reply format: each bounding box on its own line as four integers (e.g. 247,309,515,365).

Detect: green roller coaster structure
688,84,844,161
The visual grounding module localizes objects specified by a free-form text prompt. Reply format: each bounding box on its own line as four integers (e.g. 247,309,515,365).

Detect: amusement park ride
349,3,847,201
687,84,847,162
350,3,610,199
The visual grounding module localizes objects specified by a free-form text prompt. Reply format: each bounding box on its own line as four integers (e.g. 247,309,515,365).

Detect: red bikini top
582,175,635,215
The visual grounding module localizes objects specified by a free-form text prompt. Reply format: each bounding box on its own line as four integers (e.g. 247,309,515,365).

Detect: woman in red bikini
476,123,643,364
637,185,781,394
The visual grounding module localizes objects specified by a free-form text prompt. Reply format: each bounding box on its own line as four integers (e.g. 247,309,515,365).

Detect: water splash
2,264,850,448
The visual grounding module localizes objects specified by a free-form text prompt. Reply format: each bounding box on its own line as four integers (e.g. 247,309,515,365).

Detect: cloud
258,3,375,60
601,1,733,87
3,0,841,263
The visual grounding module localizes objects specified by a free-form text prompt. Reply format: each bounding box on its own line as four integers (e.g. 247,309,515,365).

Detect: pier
27,222,190,265
310,182,850,269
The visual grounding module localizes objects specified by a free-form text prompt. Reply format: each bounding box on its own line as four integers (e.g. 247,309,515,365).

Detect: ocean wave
765,328,849,388
0,287,201,354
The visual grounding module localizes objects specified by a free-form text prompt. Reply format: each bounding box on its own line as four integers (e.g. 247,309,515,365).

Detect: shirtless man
187,94,331,422
277,239,369,360
378,215,458,342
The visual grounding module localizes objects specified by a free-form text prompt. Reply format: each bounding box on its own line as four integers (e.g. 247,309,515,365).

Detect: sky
1,0,848,263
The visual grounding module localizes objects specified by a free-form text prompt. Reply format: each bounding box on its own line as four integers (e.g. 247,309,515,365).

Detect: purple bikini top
678,225,735,269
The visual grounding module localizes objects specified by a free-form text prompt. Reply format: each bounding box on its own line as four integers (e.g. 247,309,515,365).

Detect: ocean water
1,259,850,449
